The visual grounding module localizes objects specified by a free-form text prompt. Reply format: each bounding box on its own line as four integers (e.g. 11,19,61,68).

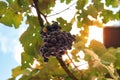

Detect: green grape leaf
21,52,34,69
114,47,120,69
106,0,120,7
12,66,30,77
0,1,7,10
60,0,65,3
20,16,43,68
100,10,116,23
20,16,42,56
8,78,15,80
66,0,72,4
30,69,40,76
0,10,23,28
57,17,72,32
77,21,83,28
30,58,67,80
93,2,104,12
77,10,93,26
76,0,88,10
82,66,107,80
101,48,117,64
7,0,21,13
19,75,30,80
73,41,85,50
101,52,116,64
38,0,55,14
89,40,107,57
7,0,31,13
86,4,98,18
17,0,32,12
114,11,120,20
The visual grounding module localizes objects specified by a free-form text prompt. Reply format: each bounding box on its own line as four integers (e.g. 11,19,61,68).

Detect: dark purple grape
57,35,62,40
44,53,51,58
44,42,52,47
50,38,57,43
46,25,52,31
50,47,56,51
43,38,47,42
41,46,48,53
52,22,58,29
44,58,49,62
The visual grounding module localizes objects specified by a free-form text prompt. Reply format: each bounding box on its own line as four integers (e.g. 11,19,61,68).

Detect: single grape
50,38,57,44
41,46,48,53
44,53,51,58
46,25,52,32
44,57,49,62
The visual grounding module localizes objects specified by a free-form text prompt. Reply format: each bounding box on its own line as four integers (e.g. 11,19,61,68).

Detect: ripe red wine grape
40,22,75,62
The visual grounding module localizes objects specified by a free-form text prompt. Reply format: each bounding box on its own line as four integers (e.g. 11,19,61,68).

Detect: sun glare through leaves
86,26,103,46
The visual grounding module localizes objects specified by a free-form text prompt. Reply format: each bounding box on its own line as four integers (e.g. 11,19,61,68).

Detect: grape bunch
40,22,75,62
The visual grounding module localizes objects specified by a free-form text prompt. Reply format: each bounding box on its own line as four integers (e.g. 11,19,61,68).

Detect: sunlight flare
86,26,103,46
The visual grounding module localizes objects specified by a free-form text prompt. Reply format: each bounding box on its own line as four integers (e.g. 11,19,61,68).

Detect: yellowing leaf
12,66,30,77
71,49,79,56
76,0,88,10
91,20,103,27
0,9,23,28
13,14,23,28
106,0,120,7
86,4,98,18
89,40,107,57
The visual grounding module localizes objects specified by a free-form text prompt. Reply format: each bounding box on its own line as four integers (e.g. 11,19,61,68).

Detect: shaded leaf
89,40,107,57
101,52,116,63
12,66,30,77
101,47,117,64
38,0,55,14
17,0,32,12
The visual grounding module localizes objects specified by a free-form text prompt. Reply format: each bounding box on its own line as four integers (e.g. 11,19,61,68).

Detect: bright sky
0,18,27,80
0,0,120,80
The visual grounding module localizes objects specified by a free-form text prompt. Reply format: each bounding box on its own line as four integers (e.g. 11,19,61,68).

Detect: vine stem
66,53,82,74
33,0,49,29
56,57,78,80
